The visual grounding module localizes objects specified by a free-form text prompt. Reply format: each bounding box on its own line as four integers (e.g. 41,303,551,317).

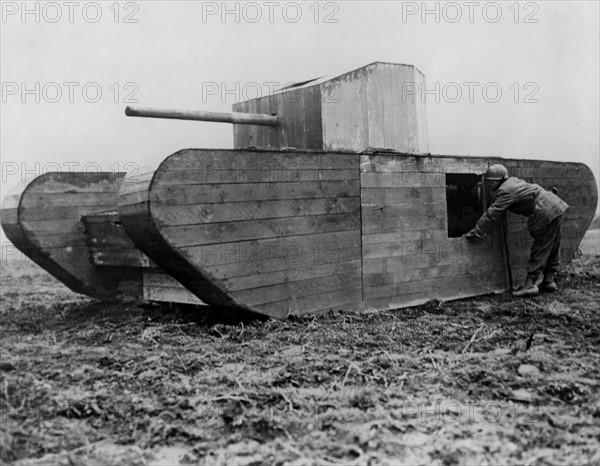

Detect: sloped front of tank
117,148,363,319
0,172,143,301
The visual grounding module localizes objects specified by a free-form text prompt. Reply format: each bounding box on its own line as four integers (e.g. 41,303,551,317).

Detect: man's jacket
473,177,569,238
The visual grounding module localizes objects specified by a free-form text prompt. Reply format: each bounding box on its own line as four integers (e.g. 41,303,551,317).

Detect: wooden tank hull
117,150,363,318
0,172,142,301
0,172,202,305
2,151,597,318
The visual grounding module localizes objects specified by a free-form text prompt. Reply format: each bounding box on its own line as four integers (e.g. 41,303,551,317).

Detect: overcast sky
1,1,599,200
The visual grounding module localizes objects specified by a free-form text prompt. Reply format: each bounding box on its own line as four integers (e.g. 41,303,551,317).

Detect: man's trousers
527,216,563,280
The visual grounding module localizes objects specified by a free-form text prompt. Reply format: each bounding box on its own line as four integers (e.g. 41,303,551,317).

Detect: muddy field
1,230,599,465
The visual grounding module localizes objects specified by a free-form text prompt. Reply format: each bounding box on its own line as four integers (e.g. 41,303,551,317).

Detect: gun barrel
125,106,278,126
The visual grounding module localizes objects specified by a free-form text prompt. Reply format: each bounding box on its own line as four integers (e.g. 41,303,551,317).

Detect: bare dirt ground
1,230,599,466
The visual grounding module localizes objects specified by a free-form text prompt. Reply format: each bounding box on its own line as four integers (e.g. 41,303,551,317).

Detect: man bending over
465,164,569,296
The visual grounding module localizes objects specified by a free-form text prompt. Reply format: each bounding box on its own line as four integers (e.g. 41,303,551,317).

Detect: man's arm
467,189,514,238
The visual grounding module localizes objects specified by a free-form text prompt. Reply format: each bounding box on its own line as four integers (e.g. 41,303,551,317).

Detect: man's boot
540,272,558,292
513,274,539,297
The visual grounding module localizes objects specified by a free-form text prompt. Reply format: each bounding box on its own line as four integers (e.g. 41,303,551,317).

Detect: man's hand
464,229,482,239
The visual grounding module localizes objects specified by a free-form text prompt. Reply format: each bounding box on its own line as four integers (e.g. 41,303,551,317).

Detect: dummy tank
2,62,597,318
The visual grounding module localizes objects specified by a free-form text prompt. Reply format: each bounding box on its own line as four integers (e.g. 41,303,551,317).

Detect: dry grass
1,240,599,465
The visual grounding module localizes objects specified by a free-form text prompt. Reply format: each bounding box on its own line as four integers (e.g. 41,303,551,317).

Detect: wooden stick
462,324,485,354
501,214,514,292
341,362,358,388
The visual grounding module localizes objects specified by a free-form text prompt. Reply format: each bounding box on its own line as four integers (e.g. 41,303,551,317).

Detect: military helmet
485,164,508,181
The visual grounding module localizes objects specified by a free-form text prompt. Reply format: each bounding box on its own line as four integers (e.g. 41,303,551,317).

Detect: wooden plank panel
152,180,359,205
269,82,324,150
361,155,488,174
358,154,599,313
251,97,267,149
21,192,121,208
231,271,360,307
1,172,143,302
117,190,151,208
363,241,497,272
92,250,151,267
153,197,360,226
362,238,486,262
232,100,249,149
304,85,323,149
246,99,260,149
238,99,252,147
120,149,362,318
321,66,369,151
84,223,132,243
362,215,446,234
111,149,596,317
24,172,123,193
83,211,154,267
233,97,276,149
223,260,361,292
362,202,447,217
42,245,95,266
161,149,357,171
258,95,276,149
521,166,595,179
363,229,448,245
185,230,360,269
367,63,426,152
361,172,445,188
156,168,357,184
414,68,429,153
278,87,302,149
161,212,360,247
204,246,362,280
362,187,444,205
365,270,508,302
18,219,87,233
363,283,508,313
143,270,205,305
19,232,89,248
364,261,507,288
